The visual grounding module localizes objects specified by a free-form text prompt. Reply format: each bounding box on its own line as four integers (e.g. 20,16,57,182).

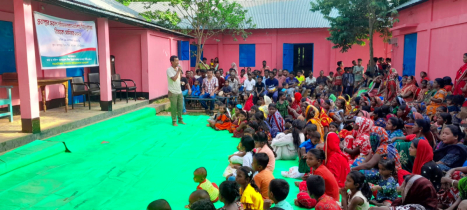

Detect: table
1,73,72,112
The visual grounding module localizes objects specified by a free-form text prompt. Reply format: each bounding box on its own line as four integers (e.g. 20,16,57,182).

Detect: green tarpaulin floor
0,108,308,210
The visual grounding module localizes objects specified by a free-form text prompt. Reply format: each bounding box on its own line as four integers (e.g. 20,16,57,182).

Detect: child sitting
208,104,231,131
340,171,371,210
218,181,243,210
228,129,254,167
329,122,340,134
222,80,233,98
225,135,256,179
229,110,248,138
264,179,293,210
267,104,285,138
191,80,201,97
193,167,219,203
296,149,340,208
254,131,277,172
366,156,398,206
298,130,321,174
306,175,341,210
147,199,171,210
252,153,275,199
236,166,264,210
227,101,236,120
187,189,210,208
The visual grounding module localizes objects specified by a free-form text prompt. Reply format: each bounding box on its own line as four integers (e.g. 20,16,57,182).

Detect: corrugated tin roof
35,0,192,38
128,0,338,29
394,0,428,11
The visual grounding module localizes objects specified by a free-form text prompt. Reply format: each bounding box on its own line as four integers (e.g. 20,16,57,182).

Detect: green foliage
138,0,255,63
310,0,408,54
115,0,133,6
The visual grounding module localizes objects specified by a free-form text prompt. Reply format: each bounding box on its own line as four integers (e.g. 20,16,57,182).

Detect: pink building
129,0,391,77
0,0,191,133
391,0,467,82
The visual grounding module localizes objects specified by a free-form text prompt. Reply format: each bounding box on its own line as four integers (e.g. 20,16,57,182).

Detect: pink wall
197,29,390,77
109,30,143,92
391,0,467,82
0,0,190,108
146,31,189,99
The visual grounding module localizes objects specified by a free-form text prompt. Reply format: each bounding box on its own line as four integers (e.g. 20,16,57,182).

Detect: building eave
34,0,194,39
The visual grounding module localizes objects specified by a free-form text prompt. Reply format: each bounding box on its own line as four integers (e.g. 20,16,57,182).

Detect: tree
310,0,408,68
138,0,255,67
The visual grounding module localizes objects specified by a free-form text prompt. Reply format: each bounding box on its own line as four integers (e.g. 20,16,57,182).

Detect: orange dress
215,114,232,130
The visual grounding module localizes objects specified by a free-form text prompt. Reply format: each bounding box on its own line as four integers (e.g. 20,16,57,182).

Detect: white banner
33,12,99,69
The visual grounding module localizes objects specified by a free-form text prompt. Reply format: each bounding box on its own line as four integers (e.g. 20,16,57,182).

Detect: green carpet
0,108,308,210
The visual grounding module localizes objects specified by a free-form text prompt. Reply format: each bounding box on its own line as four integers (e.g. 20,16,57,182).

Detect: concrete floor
0,99,169,152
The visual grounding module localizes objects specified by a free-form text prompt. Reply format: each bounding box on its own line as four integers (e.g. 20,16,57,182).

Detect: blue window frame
0,20,16,74
239,44,255,67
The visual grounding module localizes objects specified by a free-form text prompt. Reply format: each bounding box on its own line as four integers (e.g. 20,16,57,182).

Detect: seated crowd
151,56,467,210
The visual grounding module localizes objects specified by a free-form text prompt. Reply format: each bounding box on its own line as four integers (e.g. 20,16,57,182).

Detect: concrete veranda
0,99,169,153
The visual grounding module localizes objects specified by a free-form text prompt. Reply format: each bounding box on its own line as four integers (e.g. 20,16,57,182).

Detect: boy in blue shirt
297,129,321,175
264,179,293,210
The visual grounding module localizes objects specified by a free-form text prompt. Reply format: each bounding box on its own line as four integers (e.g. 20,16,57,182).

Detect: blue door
66,68,85,105
0,20,16,74
283,43,294,72
403,33,417,76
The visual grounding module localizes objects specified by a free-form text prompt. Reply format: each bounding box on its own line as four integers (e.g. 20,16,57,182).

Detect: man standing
353,58,364,92
265,71,279,102
166,56,186,126
200,69,218,115
261,60,270,76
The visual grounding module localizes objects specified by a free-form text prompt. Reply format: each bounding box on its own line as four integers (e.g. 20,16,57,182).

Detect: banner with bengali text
33,12,99,69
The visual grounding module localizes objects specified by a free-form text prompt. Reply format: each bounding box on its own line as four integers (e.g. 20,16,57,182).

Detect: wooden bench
0,86,13,122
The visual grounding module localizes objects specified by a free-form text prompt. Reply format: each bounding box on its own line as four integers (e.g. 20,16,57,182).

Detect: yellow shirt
296,75,305,86
240,184,264,210
197,179,219,202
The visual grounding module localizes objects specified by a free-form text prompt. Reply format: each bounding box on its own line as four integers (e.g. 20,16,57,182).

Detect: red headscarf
292,92,302,107
324,133,350,188
243,93,254,111
412,139,433,175
401,105,411,121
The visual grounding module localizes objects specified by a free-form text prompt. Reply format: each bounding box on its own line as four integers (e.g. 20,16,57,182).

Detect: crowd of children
149,55,467,210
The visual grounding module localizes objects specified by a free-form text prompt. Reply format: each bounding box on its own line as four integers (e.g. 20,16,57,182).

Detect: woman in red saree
453,53,467,98
324,133,350,188
400,76,420,106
